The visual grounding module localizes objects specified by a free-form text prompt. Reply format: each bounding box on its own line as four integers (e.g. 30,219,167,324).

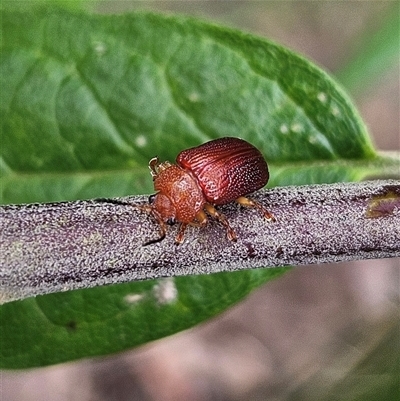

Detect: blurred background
2,1,399,400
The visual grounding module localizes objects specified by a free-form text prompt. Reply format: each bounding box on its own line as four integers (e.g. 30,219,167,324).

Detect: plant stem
1,180,399,304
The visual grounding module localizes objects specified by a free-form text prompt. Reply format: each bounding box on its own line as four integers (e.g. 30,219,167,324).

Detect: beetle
141,137,275,245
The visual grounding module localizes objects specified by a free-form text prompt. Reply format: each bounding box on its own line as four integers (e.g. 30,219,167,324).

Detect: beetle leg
235,196,276,222
175,223,188,244
190,210,208,227
176,211,206,243
141,206,168,246
204,203,237,241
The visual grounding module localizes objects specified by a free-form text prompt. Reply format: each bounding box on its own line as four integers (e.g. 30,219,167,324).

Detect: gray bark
1,180,399,304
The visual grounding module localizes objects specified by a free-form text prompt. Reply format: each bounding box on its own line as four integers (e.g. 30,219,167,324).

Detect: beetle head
151,193,177,222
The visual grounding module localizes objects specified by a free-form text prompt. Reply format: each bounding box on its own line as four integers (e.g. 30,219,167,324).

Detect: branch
1,180,399,304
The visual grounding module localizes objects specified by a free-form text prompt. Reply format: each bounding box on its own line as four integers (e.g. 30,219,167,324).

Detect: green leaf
1,0,92,12
326,322,400,401
0,268,289,368
0,7,396,369
335,5,400,95
1,8,376,180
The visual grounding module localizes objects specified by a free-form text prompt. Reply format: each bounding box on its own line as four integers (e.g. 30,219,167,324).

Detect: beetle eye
148,194,156,204
166,217,176,226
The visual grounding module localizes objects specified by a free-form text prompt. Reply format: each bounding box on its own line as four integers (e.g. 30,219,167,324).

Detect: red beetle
142,137,274,244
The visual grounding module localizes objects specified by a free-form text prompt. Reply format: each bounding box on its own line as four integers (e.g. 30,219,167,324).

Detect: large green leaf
335,5,400,95
0,268,288,368
1,8,376,179
0,8,395,369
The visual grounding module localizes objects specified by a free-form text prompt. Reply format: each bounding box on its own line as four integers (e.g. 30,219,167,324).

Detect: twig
1,180,399,304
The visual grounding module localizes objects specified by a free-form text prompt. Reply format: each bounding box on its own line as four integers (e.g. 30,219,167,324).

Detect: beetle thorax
153,164,206,223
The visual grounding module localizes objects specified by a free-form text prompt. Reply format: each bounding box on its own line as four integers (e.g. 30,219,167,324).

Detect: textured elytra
177,137,269,204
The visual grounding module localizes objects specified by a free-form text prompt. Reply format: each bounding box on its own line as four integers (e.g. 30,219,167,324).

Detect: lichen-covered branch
1,180,399,304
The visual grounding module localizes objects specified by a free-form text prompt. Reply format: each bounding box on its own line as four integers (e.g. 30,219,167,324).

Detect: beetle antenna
93,198,132,206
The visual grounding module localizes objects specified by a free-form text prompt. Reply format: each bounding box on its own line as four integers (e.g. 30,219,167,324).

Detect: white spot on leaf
153,278,178,305
291,123,303,133
308,135,318,144
93,41,107,56
124,293,144,304
189,92,200,102
331,105,340,116
280,124,289,134
317,92,327,103
135,135,147,148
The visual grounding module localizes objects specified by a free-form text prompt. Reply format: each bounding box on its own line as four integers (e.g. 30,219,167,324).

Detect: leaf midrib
1,153,397,181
